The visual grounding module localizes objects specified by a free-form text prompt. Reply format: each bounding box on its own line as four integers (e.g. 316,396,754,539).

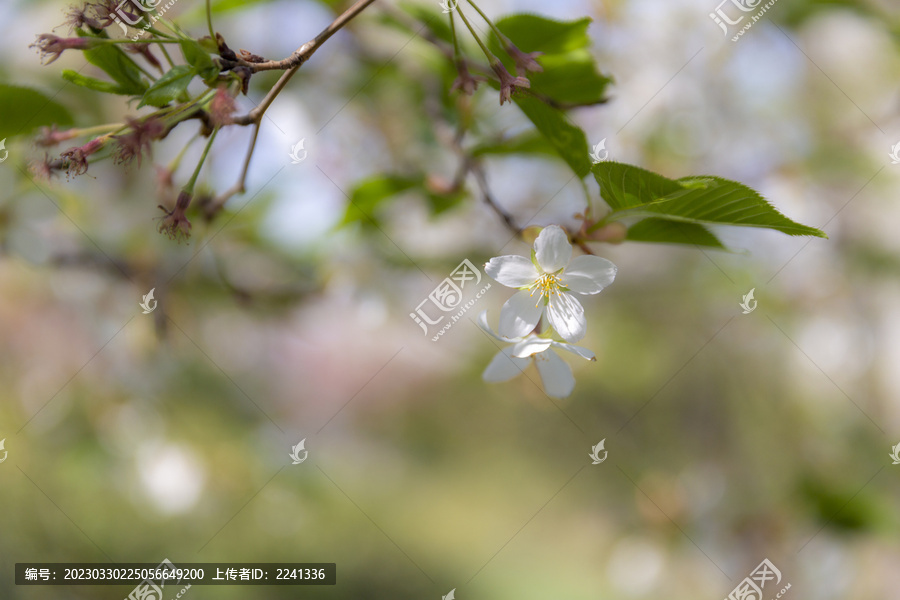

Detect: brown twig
215,0,376,217
425,92,522,238
204,121,260,218
468,159,520,235
232,0,378,126
244,0,377,72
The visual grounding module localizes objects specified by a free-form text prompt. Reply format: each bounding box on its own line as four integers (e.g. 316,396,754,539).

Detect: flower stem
205,0,216,40
131,60,157,81
465,0,510,47
145,26,177,40
578,178,591,207
448,9,461,61
105,38,181,45
585,212,622,233
158,90,217,127
184,128,219,194
158,43,176,68
168,132,200,173
158,17,187,38
454,5,499,66
69,123,126,138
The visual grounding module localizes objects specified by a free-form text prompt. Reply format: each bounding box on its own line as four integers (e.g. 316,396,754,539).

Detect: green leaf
138,65,196,108
593,162,827,238
0,84,73,139
494,14,592,54
776,0,867,28
342,175,421,227
198,36,220,54
396,1,454,44
625,218,725,248
470,131,559,158
342,174,464,227
493,14,612,105
62,70,132,95
593,162,681,210
180,39,218,83
81,37,147,96
179,0,278,21
526,52,612,106
513,95,592,178
425,187,466,216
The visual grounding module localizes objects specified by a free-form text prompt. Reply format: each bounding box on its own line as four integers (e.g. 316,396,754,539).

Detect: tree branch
425,94,522,238
232,0,378,125
247,0,377,72
468,159,521,235
204,121,260,218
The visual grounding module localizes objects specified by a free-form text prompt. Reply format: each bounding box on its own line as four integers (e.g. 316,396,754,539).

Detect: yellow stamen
528,272,563,307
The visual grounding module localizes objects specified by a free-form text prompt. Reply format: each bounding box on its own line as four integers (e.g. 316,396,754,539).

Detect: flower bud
157,190,194,243
30,34,99,64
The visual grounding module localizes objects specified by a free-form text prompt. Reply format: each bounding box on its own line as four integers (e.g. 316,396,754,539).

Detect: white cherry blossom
484,225,616,343
477,311,595,399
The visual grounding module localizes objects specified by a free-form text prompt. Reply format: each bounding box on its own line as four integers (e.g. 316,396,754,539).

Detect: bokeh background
2,0,900,598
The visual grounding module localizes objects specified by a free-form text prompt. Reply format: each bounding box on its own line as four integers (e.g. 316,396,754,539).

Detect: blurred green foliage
1,1,899,599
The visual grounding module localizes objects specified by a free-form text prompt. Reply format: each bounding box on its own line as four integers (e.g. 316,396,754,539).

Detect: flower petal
477,310,520,343
561,255,617,295
484,255,538,288
546,292,586,343
511,335,553,358
499,290,543,339
534,350,575,398
533,225,572,273
482,347,531,383
551,341,596,361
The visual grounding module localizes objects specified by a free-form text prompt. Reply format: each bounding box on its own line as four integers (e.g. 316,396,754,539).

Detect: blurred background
1,0,900,598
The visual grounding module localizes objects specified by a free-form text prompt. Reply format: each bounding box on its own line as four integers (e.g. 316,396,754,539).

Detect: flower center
529,272,563,307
